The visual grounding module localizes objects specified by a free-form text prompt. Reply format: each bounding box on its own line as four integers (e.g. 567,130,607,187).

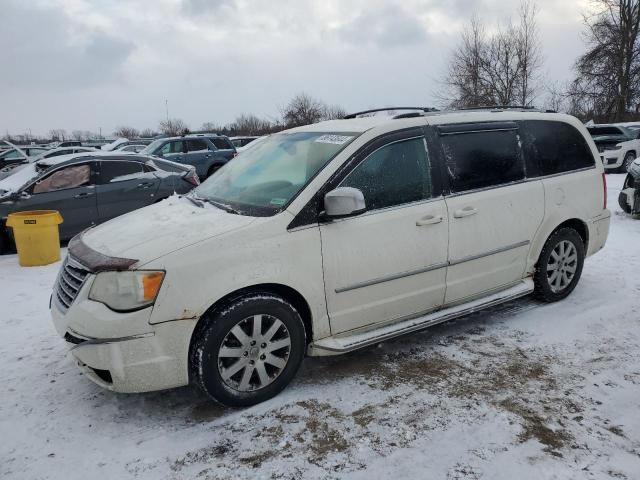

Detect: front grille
54,256,91,313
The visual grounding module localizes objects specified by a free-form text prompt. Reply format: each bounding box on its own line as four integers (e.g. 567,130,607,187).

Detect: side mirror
323,187,366,218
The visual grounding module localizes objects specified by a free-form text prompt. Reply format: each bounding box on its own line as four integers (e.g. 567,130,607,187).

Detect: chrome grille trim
54,256,91,313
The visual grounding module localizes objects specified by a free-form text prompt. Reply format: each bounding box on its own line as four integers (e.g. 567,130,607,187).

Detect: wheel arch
554,218,589,250
528,217,589,274
188,283,314,362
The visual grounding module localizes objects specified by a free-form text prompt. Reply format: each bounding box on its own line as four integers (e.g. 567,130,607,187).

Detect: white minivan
51,108,611,406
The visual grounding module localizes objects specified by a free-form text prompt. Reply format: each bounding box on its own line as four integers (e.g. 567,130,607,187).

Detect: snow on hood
101,138,129,151
0,164,38,197
81,195,256,265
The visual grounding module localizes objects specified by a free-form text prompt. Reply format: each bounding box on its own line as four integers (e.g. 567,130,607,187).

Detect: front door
437,123,545,304
96,160,159,222
21,162,99,240
320,132,448,335
185,138,212,178
159,140,186,163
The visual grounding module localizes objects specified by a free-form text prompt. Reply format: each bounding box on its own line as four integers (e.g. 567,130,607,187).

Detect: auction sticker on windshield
314,134,354,145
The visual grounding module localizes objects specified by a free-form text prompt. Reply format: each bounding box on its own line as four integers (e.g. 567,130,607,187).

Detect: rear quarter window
520,121,595,177
212,138,233,150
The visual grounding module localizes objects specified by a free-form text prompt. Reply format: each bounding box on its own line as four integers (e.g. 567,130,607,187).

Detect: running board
309,279,534,356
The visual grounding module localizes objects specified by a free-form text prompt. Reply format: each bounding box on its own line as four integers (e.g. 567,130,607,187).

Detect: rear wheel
190,293,306,407
534,228,585,302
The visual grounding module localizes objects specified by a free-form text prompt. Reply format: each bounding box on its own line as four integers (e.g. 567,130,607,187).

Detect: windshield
140,139,165,154
193,131,358,215
587,126,626,137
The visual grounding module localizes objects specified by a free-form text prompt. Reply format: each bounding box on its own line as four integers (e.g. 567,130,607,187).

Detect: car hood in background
0,164,27,183
81,195,256,265
591,135,629,143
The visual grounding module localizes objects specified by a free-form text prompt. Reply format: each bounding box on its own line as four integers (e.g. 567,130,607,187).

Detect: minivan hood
81,195,256,265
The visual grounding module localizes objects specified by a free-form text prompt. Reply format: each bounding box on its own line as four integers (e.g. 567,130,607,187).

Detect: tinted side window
186,139,209,152
520,121,595,176
100,161,144,183
441,129,523,193
340,137,432,211
212,138,233,149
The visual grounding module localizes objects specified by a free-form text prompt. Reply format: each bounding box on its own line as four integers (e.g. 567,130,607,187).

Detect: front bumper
51,277,198,393
599,150,623,169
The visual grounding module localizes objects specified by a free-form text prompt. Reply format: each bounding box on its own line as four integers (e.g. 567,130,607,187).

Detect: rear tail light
184,169,200,186
602,172,607,209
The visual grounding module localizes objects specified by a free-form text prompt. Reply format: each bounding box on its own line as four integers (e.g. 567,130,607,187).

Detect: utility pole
165,99,169,122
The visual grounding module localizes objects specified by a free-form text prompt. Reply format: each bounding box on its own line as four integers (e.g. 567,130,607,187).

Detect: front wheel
534,228,585,302
190,293,306,407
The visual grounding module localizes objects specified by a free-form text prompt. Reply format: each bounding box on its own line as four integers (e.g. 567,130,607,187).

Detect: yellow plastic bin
6,210,64,267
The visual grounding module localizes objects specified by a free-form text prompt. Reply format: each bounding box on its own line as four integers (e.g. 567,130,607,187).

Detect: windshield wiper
184,194,204,208
201,197,240,214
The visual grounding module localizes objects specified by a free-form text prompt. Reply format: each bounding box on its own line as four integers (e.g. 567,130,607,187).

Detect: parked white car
587,124,640,172
51,108,610,406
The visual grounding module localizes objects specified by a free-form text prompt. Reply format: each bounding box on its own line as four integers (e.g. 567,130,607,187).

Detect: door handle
416,214,443,226
453,206,478,218
74,192,94,199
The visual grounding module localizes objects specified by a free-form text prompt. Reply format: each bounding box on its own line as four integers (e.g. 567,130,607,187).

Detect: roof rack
343,107,438,119
456,105,556,113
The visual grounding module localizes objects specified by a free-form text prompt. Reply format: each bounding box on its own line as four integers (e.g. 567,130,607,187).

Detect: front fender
144,215,331,341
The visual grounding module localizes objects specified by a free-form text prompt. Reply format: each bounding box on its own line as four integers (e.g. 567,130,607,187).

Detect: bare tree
49,129,67,141
281,93,326,127
322,104,348,120
229,114,274,135
113,126,139,139
542,80,568,112
159,118,188,136
71,130,84,141
439,16,495,108
439,2,543,108
139,128,157,138
569,0,640,122
516,0,543,105
201,122,222,133
481,24,523,105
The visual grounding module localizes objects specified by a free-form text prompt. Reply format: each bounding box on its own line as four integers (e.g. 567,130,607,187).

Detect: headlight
89,270,165,312
606,145,622,151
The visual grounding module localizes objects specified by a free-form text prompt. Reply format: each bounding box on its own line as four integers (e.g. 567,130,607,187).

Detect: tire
620,152,635,173
534,227,585,302
190,293,306,407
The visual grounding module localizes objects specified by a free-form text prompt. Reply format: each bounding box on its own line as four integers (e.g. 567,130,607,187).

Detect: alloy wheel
217,314,291,392
546,240,578,293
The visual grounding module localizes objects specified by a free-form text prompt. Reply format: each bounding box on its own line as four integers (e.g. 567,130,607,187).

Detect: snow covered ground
2,173,639,480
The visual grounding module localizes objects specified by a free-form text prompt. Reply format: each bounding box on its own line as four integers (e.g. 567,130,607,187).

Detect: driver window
33,164,91,194
340,137,432,211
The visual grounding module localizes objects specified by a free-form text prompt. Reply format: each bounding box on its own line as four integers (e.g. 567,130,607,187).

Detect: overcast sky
0,0,591,137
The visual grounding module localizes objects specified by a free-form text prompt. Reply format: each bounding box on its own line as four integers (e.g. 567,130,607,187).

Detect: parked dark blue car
140,134,236,179
0,153,200,252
